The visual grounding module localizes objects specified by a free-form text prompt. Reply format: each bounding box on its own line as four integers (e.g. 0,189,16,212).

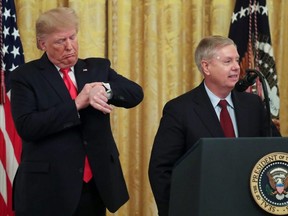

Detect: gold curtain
14,0,288,215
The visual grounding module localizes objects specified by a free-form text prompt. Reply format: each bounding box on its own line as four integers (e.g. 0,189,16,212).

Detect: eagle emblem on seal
267,167,288,200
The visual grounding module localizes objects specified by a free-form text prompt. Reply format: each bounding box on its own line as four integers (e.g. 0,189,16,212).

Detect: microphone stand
245,69,272,136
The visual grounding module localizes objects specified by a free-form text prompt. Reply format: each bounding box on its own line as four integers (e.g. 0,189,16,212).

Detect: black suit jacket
148,81,280,216
11,53,143,216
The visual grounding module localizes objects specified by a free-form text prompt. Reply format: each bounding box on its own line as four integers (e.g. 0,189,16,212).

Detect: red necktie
218,100,235,137
59,68,77,99
60,68,93,182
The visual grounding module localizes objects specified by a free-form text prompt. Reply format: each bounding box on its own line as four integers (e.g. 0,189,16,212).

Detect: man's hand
88,83,113,114
74,82,99,110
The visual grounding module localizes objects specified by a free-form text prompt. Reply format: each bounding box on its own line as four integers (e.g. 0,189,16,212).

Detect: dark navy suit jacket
11,53,144,216
148,81,280,216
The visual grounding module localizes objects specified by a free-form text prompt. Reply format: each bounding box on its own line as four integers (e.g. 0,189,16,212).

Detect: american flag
0,0,24,215
228,0,280,119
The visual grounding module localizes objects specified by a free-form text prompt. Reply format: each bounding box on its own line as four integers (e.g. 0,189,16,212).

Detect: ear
37,38,46,51
201,60,210,76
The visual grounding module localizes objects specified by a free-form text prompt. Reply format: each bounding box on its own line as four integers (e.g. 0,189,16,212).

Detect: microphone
234,69,273,136
234,69,258,92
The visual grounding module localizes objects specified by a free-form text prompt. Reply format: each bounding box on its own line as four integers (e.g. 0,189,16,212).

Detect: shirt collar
204,82,234,109
55,65,74,73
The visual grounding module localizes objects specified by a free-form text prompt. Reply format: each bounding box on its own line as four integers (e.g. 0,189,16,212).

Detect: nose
232,60,240,70
65,39,73,50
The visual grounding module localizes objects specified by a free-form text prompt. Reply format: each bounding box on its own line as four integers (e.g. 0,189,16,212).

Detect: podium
169,137,288,216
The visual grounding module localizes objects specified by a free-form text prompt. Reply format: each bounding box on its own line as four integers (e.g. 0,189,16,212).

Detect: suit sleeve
148,101,187,216
10,66,81,142
84,58,144,108
104,63,143,108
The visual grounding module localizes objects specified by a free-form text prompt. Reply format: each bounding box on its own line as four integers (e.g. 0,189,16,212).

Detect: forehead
215,44,239,58
46,28,77,39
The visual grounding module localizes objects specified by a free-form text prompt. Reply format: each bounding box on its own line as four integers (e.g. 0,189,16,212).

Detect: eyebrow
215,56,239,60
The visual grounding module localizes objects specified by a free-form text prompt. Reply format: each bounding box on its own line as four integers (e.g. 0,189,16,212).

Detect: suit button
79,168,83,173
83,140,88,146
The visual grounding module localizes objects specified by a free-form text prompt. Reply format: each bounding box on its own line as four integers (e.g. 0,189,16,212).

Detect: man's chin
63,57,78,66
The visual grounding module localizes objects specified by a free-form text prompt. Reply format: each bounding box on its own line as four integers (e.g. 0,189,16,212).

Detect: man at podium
148,35,281,216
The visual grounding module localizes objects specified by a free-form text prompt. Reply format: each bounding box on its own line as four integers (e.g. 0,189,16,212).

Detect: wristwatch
102,82,112,99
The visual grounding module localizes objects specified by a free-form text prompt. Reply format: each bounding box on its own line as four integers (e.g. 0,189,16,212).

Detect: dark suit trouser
73,179,106,216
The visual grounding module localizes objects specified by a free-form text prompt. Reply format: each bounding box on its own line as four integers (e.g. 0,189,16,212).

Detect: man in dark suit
10,7,143,216
148,35,280,216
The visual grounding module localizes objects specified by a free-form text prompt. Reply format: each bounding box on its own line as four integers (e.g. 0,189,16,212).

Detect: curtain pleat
14,0,288,215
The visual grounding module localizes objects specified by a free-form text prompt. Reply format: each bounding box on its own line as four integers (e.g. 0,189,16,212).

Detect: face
38,28,78,68
201,44,240,98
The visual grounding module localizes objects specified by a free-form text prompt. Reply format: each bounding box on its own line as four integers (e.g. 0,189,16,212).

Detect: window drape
15,0,288,215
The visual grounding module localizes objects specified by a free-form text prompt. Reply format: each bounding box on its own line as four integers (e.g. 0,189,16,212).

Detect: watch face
102,82,112,98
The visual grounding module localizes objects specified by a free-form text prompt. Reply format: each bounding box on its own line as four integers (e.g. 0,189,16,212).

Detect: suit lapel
74,59,91,92
37,54,74,100
191,82,224,137
38,57,93,99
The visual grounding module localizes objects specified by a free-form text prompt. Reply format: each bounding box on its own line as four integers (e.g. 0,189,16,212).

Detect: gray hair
194,35,236,72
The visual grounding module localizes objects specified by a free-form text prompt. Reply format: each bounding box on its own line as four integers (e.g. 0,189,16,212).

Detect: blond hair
36,7,79,41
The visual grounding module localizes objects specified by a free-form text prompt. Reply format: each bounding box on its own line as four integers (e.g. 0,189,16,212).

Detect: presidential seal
250,152,288,215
